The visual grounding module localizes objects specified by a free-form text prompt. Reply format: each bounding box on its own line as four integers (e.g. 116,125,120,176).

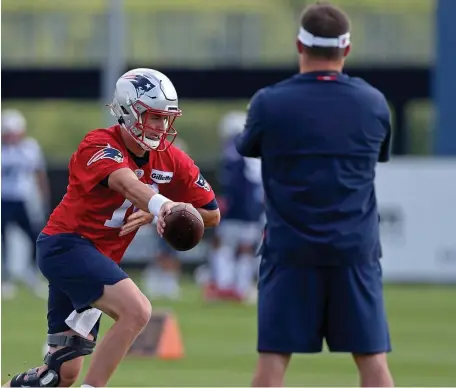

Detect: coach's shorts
257,257,391,354
36,233,129,339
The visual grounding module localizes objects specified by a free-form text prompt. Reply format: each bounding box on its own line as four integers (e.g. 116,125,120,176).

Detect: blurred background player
205,111,264,302
141,138,190,300
1,109,50,299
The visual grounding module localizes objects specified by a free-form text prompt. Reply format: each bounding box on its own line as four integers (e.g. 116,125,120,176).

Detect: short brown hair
300,1,351,60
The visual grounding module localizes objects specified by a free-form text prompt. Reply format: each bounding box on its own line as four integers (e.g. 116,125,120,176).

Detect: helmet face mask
110,68,182,151
128,100,179,151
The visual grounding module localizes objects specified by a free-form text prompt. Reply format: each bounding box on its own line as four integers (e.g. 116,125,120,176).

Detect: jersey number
104,184,158,228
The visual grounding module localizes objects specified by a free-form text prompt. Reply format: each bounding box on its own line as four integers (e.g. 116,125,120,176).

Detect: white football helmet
218,111,247,139
109,68,182,151
2,109,27,135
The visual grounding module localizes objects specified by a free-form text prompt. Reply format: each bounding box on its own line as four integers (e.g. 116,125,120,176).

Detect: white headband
297,27,350,48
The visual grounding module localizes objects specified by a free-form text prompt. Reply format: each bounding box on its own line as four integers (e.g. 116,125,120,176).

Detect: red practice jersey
43,125,215,263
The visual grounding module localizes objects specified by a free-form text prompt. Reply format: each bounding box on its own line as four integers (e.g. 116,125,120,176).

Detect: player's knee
137,295,152,328
123,293,152,329
98,279,151,329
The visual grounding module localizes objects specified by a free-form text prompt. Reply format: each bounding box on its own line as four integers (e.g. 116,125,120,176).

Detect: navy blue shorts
36,233,129,339
257,258,391,354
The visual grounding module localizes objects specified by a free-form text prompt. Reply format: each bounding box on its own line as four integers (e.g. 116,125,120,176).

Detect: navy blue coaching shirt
236,71,391,266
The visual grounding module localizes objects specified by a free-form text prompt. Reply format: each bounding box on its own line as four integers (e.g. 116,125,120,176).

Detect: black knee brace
10,334,96,387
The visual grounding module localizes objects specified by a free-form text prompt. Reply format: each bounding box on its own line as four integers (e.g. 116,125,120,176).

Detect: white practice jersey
1,137,45,201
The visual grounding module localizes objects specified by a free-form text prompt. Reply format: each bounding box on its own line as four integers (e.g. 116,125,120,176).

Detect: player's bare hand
156,201,189,237
119,210,154,236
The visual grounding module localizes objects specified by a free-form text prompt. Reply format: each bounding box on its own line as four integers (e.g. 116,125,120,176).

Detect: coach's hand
119,210,154,236
156,201,188,237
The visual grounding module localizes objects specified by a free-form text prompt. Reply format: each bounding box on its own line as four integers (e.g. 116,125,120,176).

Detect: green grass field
2,277,456,387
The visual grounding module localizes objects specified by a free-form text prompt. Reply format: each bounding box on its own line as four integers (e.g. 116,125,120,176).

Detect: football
162,204,204,251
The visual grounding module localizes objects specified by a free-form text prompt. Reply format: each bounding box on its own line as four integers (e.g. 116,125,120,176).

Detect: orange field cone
155,313,185,360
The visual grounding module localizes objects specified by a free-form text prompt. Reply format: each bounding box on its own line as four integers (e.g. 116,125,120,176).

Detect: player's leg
4,330,95,387
209,220,237,297
83,278,151,387
143,237,181,299
1,200,16,299
4,283,98,387
8,281,148,388
353,352,393,387
37,233,151,387
157,248,181,299
14,200,46,297
193,228,217,299
252,353,291,388
15,200,39,263
253,258,326,387
233,222,262,302
325,260,394,387
203,232,223,299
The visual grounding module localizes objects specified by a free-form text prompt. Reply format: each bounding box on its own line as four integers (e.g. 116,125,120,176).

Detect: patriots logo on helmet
123,74,156,98
87,146,124,166
195,173,211,192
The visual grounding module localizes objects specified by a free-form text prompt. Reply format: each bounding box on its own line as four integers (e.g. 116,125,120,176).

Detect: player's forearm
196,208,220,228
108,168,170,216
121,179,158,213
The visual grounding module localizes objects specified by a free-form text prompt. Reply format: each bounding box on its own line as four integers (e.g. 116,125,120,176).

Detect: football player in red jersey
4,68,220,388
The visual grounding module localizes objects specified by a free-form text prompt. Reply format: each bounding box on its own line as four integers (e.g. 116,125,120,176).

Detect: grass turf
2,278,455,386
